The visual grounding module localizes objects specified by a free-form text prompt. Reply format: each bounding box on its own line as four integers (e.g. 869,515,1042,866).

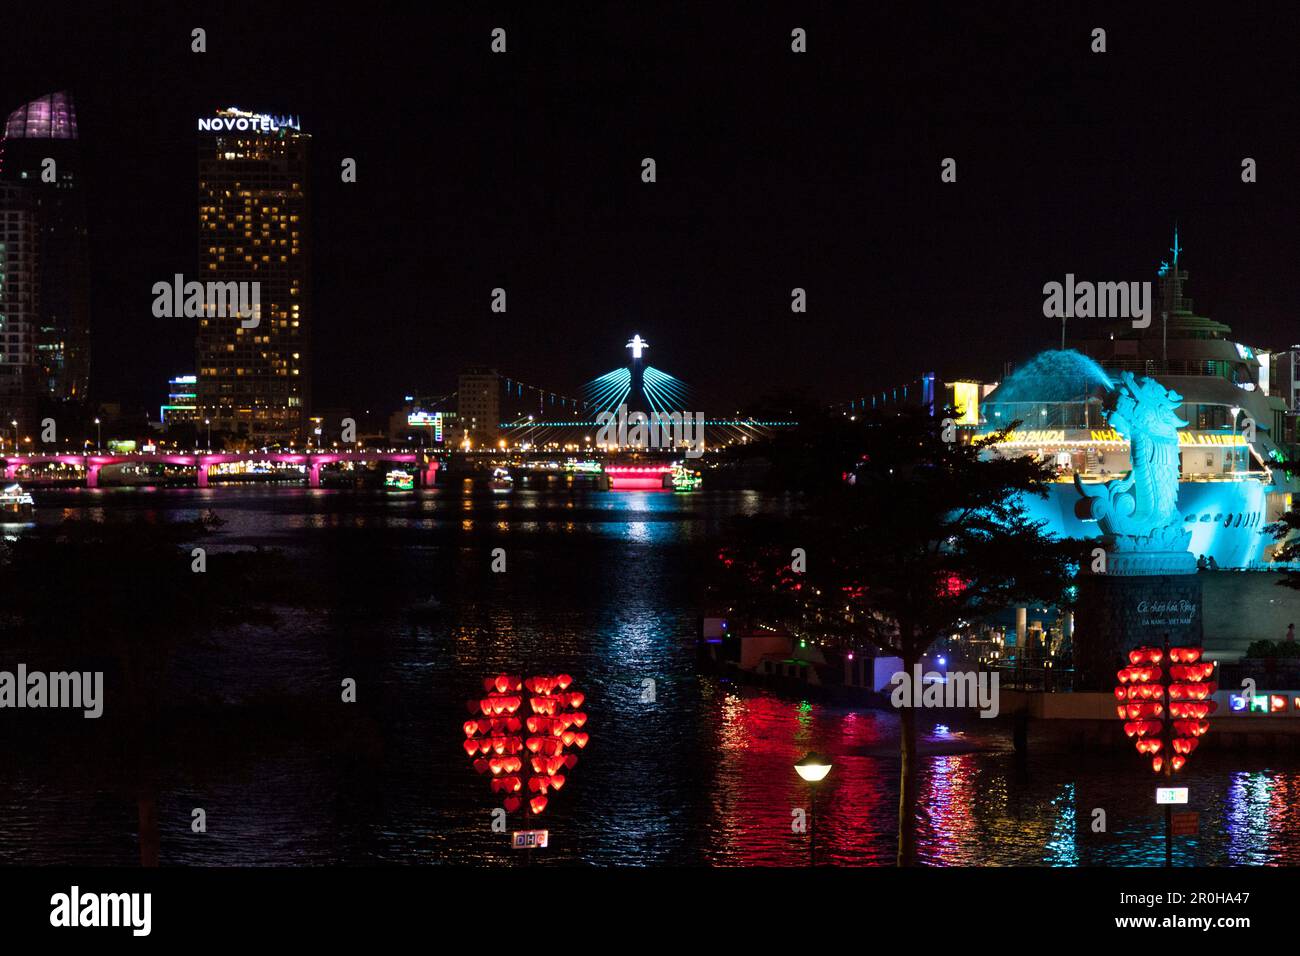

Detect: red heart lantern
1116,646,1213,775
464,673,590,820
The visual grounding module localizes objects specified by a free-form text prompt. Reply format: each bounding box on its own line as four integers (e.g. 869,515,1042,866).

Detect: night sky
2,3,1297,415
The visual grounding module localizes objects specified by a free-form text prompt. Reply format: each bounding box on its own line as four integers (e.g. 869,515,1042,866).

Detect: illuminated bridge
2,451,438,488
496,333,797,448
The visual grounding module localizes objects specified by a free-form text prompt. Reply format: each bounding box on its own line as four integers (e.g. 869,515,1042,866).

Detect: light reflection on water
0,485,1297,866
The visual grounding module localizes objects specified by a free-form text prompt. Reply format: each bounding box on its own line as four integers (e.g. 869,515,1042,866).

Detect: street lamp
8,419,15,455
93,417,101,452
205,418,211,451
1229,406,1241,476
795,752,832,867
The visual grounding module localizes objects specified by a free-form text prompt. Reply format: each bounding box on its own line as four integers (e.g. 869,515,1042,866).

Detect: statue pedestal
1074,572,1203,690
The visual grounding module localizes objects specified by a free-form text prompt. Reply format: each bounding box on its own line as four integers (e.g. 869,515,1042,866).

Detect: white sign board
1155,787,1188,805
512,829,548,849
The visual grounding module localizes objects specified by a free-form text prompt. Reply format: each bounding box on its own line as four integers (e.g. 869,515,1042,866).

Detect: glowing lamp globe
795,752,832,783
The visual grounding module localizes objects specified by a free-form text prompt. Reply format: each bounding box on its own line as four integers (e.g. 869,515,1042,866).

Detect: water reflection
2,485,1300,866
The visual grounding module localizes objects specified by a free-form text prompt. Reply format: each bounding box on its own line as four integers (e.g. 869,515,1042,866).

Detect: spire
1157,224,1192,315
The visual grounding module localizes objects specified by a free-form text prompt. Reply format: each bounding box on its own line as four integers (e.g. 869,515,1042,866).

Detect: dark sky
2,3,1297,416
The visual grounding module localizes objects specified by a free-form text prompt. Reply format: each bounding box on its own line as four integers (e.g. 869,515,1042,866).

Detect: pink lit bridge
1,451,439,489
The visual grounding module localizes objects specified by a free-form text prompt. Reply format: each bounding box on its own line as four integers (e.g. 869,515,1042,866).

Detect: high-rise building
196,107,309,444
1271,345,1300,445
455,367,501,448
0,181,40,441
0,91,91,410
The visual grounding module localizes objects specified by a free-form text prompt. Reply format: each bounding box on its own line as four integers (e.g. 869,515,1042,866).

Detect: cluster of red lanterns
1114,646,1216,773
464,673,589,816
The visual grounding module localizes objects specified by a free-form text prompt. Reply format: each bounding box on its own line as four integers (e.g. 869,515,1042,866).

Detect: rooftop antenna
1157,223,1183,365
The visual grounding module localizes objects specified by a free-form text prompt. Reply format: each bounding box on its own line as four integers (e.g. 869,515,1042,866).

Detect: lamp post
205,418,211,452
93,417,101,452
8,419,15,456
1229,406,1241,476
795,752,832,867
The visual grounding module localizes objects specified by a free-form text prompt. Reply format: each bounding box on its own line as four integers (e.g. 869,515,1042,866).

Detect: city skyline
1,6,1297,420
2,4,1300,934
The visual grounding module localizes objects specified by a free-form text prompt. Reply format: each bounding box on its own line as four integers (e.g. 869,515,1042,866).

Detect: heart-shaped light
465,673,588,819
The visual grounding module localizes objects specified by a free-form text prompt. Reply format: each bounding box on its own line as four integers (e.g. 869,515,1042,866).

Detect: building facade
0,91,91,417
196,107,310,444
455,367,501,448
0,181,40,441
1270,345,1300,445
160,373,199,426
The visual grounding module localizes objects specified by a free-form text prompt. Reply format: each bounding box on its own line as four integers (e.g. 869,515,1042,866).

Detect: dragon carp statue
1074,371,1196,575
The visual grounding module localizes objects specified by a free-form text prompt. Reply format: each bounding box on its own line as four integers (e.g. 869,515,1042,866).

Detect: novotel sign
197,112,300,134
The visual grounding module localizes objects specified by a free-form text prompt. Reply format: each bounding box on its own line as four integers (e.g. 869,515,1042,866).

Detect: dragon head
1106,371,1188,441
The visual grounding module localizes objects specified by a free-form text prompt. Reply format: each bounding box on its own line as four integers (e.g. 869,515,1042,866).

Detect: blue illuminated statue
1074,371,1196,574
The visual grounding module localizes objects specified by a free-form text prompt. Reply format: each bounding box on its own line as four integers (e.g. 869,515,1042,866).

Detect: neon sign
198,109,300,134
407,411,443,441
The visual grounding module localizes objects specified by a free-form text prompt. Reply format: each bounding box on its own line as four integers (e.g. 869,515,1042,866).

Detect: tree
715,406,1075,865
1269,486,1300,589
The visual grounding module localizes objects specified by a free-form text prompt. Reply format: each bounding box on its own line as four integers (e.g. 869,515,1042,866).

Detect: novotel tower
196,107,310,443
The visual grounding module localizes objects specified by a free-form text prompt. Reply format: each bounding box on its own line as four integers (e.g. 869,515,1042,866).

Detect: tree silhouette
715,406,1074,865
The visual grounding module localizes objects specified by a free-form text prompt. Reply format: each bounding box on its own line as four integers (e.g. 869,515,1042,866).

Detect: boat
671,462,702,491
0,483,34,518
975,236,1300,569
490,467,514,493
385,469,415,491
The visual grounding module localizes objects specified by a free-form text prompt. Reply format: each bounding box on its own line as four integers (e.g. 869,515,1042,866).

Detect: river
0,484,1293,865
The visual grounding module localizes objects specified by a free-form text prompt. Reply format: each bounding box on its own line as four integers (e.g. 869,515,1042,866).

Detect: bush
1247,640,1279,659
